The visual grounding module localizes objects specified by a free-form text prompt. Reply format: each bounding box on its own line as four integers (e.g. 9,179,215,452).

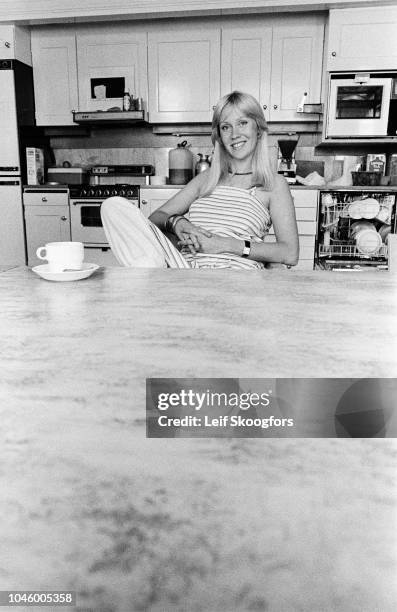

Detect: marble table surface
0,266,396,612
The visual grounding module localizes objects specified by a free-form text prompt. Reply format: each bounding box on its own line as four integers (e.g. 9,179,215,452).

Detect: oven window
80,206,103,227
336,86,383,119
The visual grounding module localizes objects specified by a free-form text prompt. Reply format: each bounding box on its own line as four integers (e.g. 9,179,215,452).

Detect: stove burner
69,184,139,199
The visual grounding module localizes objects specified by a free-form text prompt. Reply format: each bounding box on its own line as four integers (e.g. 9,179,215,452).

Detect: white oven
326,74,393,137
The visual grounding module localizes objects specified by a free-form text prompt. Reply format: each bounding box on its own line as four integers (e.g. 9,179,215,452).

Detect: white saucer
32,262,100,282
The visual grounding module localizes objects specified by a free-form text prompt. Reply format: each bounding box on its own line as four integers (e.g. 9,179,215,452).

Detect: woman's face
219,106,258,164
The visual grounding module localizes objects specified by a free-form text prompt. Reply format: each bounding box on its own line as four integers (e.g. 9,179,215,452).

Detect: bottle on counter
123,91,131,111
195,153,211,175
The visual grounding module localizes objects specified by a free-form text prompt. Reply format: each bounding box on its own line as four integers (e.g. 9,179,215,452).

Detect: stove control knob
89,188,96,196
111,189,118,196
103,189,110,196
81,188,88,196
126,189,133,197
119,189,125,196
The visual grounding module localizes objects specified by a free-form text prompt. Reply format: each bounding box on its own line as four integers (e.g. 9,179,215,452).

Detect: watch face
242,241,251,257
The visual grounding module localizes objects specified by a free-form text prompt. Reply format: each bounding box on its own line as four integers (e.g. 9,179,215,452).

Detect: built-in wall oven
326,73,397,138
69,184,139,264
315,189,396,270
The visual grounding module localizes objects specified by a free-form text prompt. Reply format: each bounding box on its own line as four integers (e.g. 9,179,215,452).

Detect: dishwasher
315,188,396,270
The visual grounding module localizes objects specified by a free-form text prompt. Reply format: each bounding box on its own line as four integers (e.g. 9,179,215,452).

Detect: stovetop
69,184,140,199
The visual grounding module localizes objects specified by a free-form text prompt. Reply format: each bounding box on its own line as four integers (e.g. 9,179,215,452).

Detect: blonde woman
101,91,299,269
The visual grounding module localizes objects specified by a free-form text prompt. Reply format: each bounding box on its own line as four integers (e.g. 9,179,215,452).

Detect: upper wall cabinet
32,24,147,125
148,24,221,123
270,20,324,121
328,6,397,71
0,25,31,65
31,28,79,126
221,16,325,122
221,26,272,114
76,25,147,112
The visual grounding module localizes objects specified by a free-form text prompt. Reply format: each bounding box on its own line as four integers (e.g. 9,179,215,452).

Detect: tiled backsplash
50,127,364,183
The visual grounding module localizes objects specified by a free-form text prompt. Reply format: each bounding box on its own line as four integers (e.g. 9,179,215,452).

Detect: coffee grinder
277,133,299,184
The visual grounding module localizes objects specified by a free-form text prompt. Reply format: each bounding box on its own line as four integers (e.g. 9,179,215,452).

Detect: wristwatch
242,240,251,258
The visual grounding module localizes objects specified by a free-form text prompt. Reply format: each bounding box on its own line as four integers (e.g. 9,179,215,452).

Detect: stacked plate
348,198,380,220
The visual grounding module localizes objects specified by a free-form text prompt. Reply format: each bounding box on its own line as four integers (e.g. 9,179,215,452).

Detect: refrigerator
0,59,35,266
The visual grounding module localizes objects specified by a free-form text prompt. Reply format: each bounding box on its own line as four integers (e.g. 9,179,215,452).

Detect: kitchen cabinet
0,25,31,65
76,24,147,112
31,27,79,125
221,16,325,122
265,189,318,270
221,26,272,116
24,190,71,265
270,21,324,121
147,23,221,123
327,6,397,71
140,188,180,218
32,23,147,125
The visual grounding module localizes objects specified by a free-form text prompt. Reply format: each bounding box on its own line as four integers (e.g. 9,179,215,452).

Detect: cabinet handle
331,51,336,57
273,104,278,109
61,216,67,221
141,199,147,205
41,196,47,202
263,105,267,110
4,41,11,48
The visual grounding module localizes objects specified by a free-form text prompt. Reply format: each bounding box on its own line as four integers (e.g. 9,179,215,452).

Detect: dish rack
318,242,388,258
316,190,396,267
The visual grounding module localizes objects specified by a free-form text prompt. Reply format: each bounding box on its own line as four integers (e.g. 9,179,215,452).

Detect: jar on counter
169,141,193,185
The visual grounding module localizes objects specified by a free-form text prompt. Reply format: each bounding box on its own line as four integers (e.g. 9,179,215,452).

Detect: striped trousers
101,196,191,268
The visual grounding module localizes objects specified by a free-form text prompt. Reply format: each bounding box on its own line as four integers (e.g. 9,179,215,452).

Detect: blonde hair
201,91,274,196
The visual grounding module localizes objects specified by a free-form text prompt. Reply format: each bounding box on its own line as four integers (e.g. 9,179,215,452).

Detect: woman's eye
239,120,248,127
221,125,230,132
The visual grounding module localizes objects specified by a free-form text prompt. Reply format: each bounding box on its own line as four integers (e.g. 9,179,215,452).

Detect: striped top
182,185,272,269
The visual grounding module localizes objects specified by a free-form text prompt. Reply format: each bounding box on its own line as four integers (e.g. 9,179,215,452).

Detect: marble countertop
1,267,396,611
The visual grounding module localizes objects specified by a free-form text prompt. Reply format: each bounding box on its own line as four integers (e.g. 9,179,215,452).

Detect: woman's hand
174,218,212,253
191,233,235,255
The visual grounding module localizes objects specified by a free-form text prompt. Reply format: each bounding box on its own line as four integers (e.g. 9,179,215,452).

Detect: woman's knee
101,196,137,220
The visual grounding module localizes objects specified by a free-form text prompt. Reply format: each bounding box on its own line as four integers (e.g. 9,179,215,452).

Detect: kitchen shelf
318,138,397,146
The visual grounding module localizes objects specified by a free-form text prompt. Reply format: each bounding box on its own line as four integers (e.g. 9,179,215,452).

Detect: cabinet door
25,205,71,266
140,189,180,218
270,20,324,121
31,28,78,126
266,189,318,270
328,6,397,71
148,25,220,123
221,26,272,119
0,25,31,64
77,25,147,112
0,26,14,59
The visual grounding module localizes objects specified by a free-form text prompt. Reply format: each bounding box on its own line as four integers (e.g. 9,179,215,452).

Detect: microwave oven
326,73,395,138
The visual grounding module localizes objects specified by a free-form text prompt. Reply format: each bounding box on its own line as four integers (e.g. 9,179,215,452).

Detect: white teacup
36,241,84,273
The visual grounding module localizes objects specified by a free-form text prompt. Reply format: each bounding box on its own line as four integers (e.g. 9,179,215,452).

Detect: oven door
326,77,392,137
70,200,108,245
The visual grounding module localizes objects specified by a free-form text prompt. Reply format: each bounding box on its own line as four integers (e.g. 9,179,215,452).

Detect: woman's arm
195,175,299,265
266,174,299,266
149,171,208,230
149,171,212,252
